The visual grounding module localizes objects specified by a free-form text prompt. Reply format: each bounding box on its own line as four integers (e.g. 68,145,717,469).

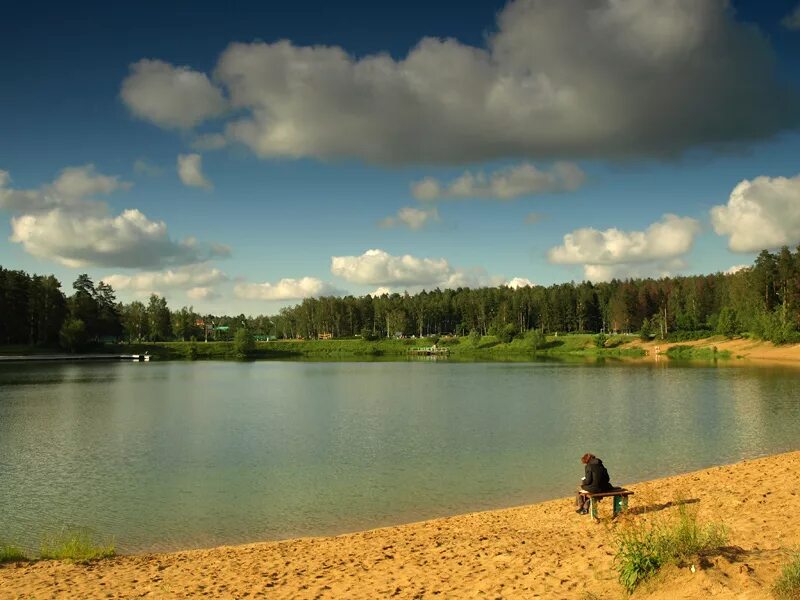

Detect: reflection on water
1,360,799,552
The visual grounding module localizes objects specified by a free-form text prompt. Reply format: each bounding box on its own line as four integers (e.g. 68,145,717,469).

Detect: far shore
2,451,799,598
3,334,800,370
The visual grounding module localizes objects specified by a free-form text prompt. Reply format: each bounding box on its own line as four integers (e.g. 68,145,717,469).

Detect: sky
2,0,800,315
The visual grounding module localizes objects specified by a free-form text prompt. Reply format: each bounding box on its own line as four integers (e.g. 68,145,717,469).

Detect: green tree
59,318,88,352
594,332,608,348
497,323,517,344
715,307,738,338
146,294,172,341
234,327,256,357
468,329,481,347
526,329,546,352
640,317,652,341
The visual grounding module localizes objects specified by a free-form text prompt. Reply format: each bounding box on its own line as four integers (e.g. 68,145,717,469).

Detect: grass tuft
39,529,115,563
613,501,727,594
0,542,28,563
773,551,800,599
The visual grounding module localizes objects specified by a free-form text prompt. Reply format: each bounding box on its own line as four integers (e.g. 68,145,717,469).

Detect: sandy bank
634,336,800,366
2,452,799,599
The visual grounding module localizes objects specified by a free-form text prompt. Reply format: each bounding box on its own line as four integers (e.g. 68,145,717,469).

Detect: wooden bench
579,488,634,519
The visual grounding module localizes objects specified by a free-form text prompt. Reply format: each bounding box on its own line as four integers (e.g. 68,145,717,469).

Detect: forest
1,247,799,350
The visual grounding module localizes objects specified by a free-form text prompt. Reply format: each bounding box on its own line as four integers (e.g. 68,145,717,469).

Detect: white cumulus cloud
330,248,507,290
121,59,227,129
506,277,535,289
187,286,221,301
725,264,750,275
548,215,700,280
234,277,341,301
2,167,229,269
379,207,439,230
101,264,227,291
125,1,799,164
10,208,229,269
0,165,129,213
710,173,800,253
412,163,585,201
177,154,213,190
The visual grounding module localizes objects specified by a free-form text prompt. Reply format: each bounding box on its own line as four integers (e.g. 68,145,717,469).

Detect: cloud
412,163,584,201
379,206,439,230
190,133,228,151
125,1,799,164
548,214,700,280
2,167,229,269
783,5,800,30
710,173,800,252
506,277,534,289
0,165,129,213
725,264,749,275
330,248,506,290
177,154,213,190
331,249,452,287
368,287,392,297
234,277,341,300
101,264,227,291
121,59,228,129
133,159,164,177
187,286,221,301
11,208,230,268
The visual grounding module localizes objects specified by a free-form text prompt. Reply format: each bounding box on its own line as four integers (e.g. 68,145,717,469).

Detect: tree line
2,246,800,350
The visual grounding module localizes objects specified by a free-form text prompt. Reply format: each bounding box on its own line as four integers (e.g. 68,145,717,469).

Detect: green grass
0,542,28,563
39,529,115,563
773,551,800,599
1,333,647,361
614,501,727,594
665,344,732,360
117,334,647,360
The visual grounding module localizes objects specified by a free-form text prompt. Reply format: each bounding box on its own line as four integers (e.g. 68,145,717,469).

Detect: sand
2,451,799,599
635,336,800,365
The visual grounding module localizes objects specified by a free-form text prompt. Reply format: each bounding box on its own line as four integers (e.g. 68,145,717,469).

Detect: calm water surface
1,359,798,552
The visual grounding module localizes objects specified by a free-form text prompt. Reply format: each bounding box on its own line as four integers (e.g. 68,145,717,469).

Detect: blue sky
2,0,800,315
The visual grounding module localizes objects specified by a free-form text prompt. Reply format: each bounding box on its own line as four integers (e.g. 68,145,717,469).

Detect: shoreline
4,335,800,367
3,451,799,598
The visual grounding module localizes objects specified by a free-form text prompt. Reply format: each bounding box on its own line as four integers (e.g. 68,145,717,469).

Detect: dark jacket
582,457,613,493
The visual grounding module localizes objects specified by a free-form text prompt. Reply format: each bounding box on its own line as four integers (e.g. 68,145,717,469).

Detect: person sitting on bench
576,452,613,514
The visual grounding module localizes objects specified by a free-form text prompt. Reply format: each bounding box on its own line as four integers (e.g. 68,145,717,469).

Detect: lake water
1,359,799,553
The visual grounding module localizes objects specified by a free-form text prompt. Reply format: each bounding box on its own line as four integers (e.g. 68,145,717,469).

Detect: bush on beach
613,501,727,594
0,541,28,563
39,528,115,563
773,551,800,599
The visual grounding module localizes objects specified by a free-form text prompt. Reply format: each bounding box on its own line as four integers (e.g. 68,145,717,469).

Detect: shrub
468,329,481,347
59,318,88,353
614,501,727,593
0,542,28,563
773,551,800,600
639,318,652,341
40,529,115,563
594,333,608,348
526,329,547,352
497,324,518,344
233,328,256,357
360,328,379,342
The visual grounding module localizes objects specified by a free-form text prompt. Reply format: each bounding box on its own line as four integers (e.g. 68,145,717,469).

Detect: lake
1,359,798,553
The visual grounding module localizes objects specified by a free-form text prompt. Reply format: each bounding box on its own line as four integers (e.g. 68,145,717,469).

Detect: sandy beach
637,336,800,365
1,451,798,599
